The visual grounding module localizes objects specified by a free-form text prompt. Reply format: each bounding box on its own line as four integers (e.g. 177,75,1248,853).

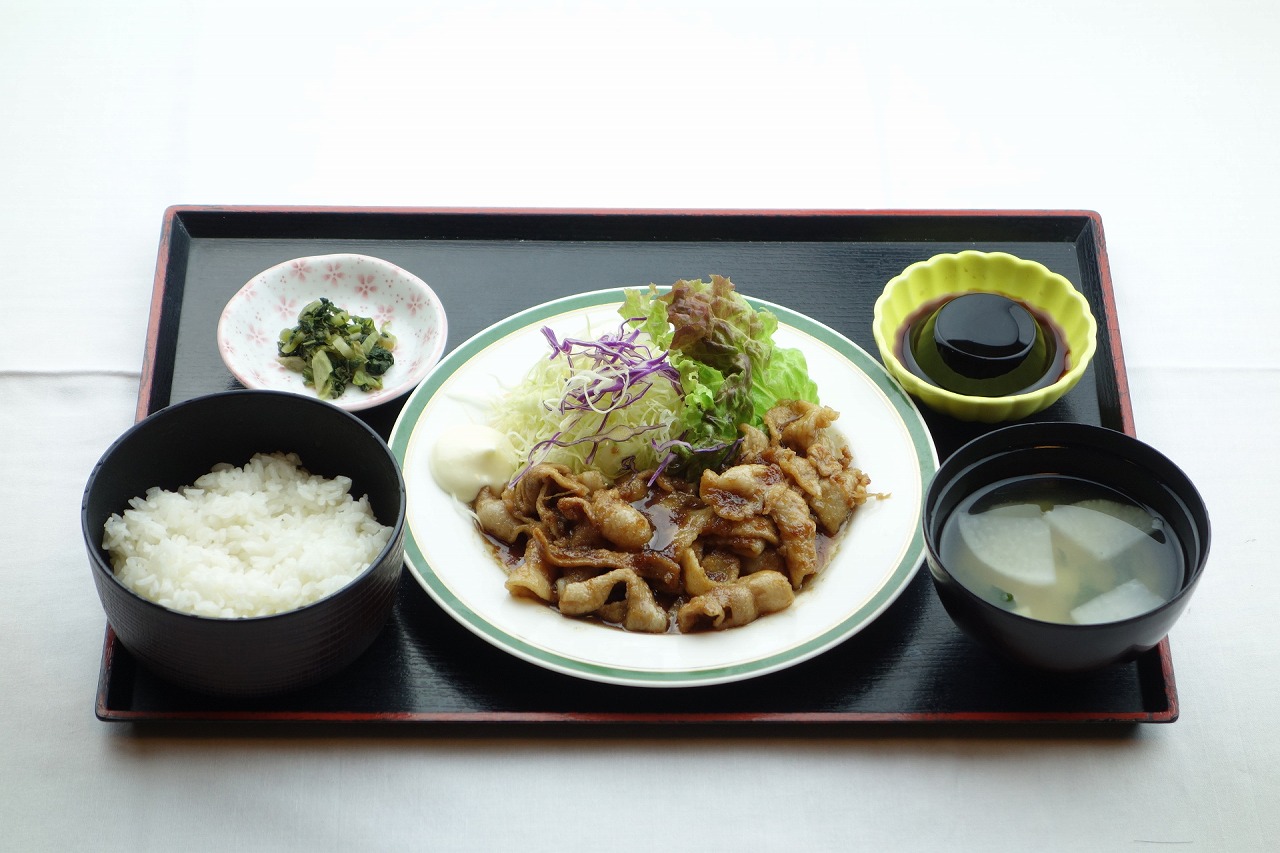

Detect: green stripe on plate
389,288,937,686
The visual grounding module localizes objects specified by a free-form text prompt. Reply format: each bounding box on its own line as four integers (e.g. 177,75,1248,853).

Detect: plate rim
389,287,938,687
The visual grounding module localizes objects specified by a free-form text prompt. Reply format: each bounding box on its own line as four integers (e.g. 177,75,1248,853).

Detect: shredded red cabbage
510,321,683,485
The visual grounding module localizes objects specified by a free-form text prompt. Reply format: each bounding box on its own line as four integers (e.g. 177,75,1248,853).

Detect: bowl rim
872,250,1099,410
215,252,448,412
921,421,1211,631
81,389,408,624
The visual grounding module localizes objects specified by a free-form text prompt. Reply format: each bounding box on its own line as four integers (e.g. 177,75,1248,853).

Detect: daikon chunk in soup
937,476,1184,624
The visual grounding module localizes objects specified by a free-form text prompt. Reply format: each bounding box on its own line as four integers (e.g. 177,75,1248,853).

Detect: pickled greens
277,298,396,400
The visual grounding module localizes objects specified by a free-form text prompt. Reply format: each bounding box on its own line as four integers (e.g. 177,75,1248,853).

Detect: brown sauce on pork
471,400,873,633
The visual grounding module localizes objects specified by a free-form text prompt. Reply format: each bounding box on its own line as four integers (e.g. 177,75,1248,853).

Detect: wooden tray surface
97,206,1175,725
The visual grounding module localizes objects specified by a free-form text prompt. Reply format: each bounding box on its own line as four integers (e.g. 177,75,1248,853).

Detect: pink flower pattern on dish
219,255,444,412
406,292,430,316
275,294,300,319
322,262,346,287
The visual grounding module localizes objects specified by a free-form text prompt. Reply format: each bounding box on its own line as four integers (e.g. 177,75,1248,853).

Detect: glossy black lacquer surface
85,390,407,697
98,207,1175,724
923,422,1210,673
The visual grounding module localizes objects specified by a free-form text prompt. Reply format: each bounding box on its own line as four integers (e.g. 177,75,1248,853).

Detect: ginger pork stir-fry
471,400,871,633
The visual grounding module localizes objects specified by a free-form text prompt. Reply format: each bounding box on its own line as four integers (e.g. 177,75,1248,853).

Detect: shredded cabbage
491,321,684,483
491,276,821,487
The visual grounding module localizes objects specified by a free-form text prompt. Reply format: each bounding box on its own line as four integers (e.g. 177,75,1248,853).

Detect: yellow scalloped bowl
872,251,1098,423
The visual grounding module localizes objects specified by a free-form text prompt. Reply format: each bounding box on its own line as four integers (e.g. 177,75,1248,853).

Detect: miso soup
937,475,1184,625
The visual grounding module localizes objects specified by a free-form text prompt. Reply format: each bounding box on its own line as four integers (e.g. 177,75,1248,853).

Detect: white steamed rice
102,452,392,618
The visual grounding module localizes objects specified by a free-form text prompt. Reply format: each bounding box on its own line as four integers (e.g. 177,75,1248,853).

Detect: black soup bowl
81,390,407,697
922,422,1210,673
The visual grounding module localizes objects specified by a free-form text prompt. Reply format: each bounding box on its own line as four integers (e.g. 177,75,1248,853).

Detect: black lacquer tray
96,206,1177,724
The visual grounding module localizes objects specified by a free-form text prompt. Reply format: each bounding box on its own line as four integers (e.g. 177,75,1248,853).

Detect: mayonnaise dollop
429,425,517,502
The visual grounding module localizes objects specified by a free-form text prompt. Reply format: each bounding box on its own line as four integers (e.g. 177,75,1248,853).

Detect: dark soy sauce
896,293,1069,396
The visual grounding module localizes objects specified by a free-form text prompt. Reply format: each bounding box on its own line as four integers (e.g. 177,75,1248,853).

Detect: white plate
217,253,447,412
390,289,937,687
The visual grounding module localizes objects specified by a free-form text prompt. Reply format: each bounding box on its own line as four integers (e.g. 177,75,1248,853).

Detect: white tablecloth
4,2,1277,850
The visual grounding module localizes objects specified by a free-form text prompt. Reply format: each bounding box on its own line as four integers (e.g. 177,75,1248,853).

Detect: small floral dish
217,254,447,411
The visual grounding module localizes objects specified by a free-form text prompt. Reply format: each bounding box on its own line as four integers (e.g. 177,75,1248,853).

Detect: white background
3,1,1276,850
